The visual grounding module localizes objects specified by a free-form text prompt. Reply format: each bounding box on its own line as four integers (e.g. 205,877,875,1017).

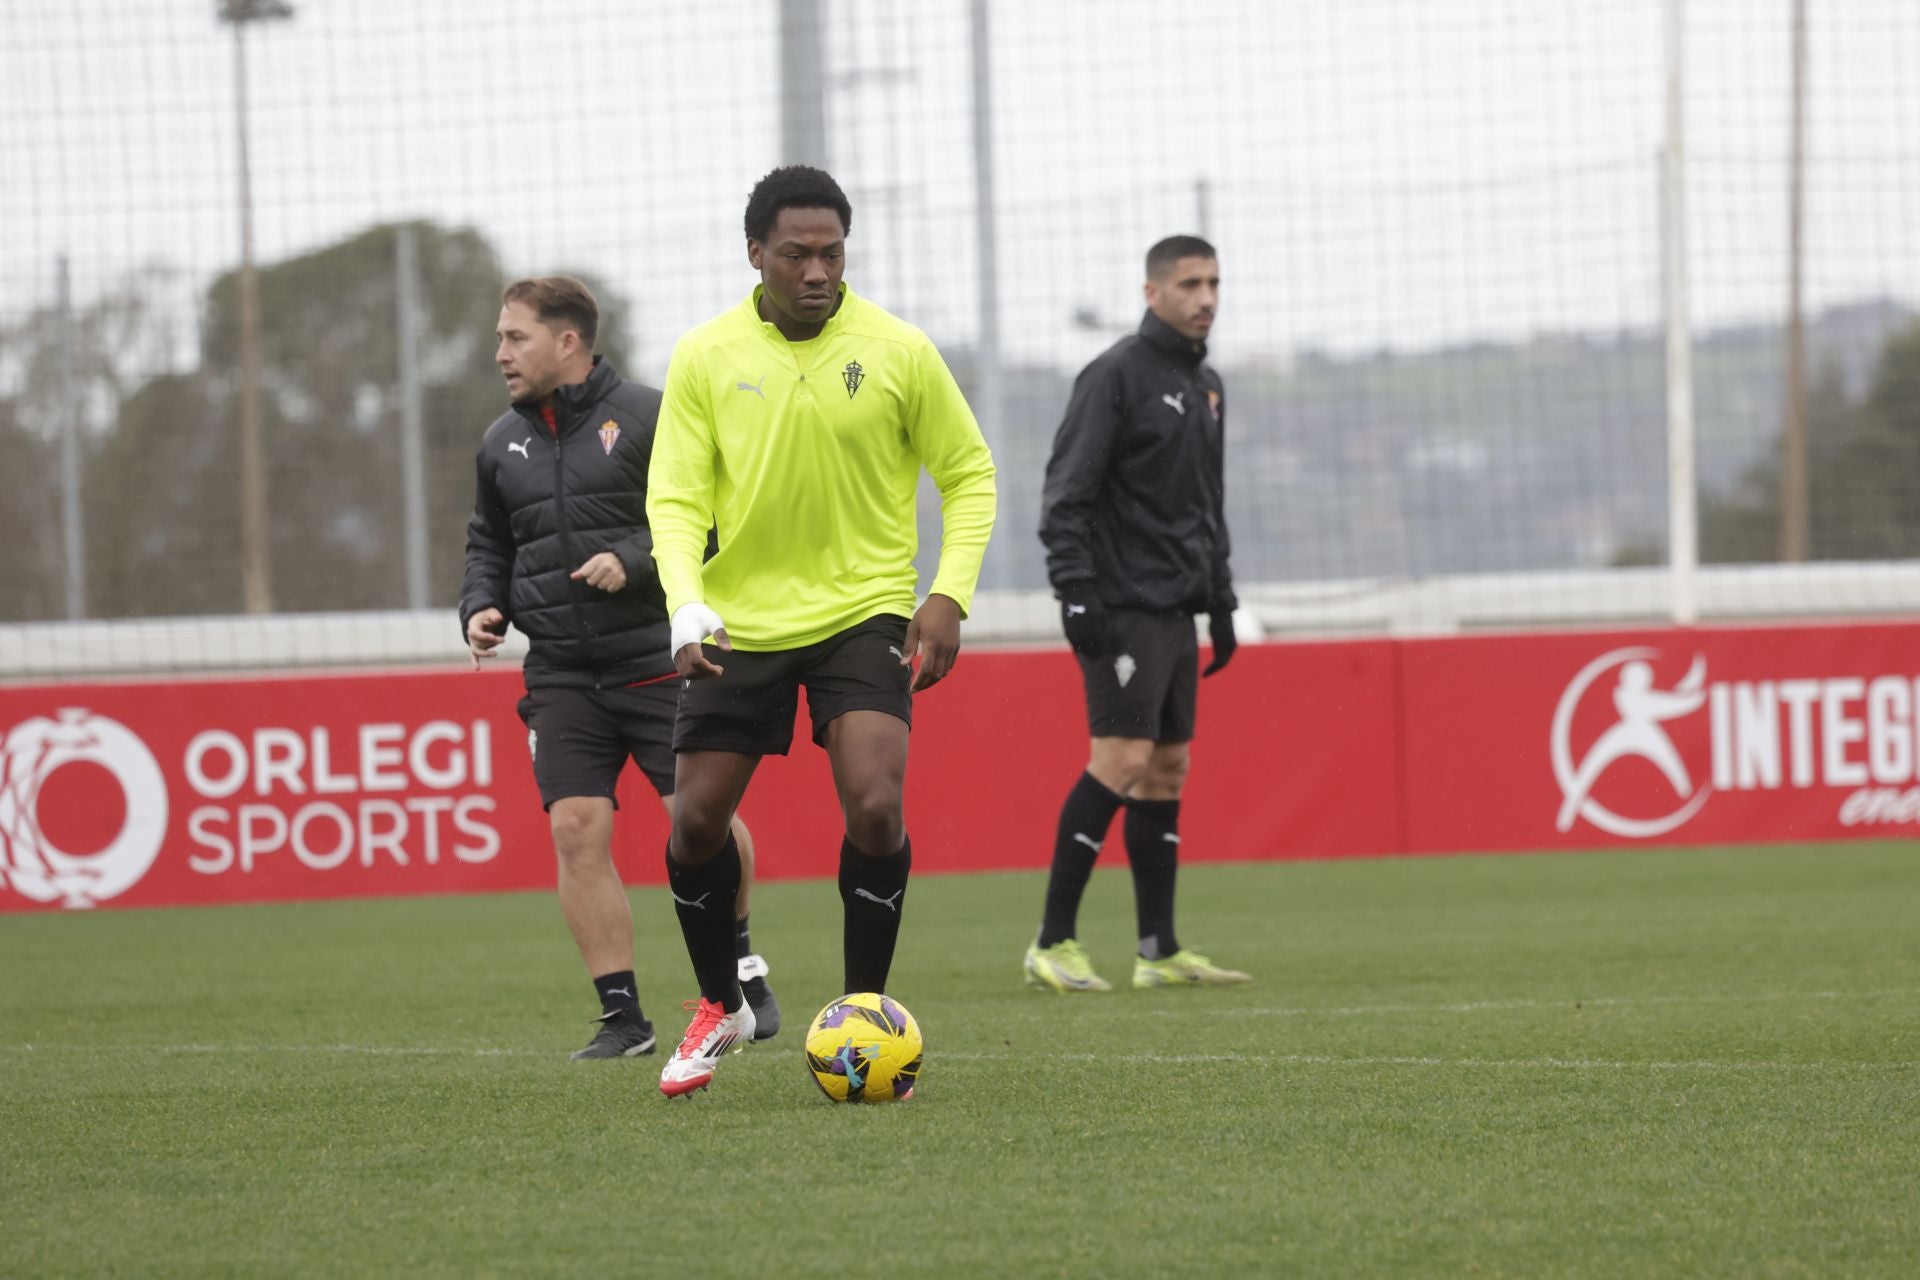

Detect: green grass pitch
4,844,1918,1278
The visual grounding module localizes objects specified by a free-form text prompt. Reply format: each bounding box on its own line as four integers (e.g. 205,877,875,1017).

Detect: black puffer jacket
1039,311,1236,615
459,358,675,688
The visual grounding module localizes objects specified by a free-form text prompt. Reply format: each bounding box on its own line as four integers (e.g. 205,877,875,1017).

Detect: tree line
0,222,634,622
3,219,1917,624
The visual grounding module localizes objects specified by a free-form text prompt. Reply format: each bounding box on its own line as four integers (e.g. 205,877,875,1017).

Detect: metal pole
56,256,85,620
884,10,909,310
970,0,1007,588
1195,176,1213,239
396,226,429,610
1662,0,1698,625
233,20,273,613
1779,0,1809,562
780,0,828,167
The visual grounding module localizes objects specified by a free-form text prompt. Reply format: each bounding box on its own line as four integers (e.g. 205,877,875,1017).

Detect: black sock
1037,773,1125,948
735,914,753,961
665,834,744,1011
1124,797,1181,959
592,970,642,1020
840,833,911,994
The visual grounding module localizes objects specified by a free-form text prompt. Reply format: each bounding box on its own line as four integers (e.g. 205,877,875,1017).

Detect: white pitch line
0,1043,1910,1073
0,1042,545,1058
943,1051,1916,1072
1171,986,1920,1020
5,989,1915,1068
3,1043,1904,1074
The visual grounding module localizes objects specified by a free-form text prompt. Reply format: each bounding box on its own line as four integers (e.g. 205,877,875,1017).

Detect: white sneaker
658,997,757,1097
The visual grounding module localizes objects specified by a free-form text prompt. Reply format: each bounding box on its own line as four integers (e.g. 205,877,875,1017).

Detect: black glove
1201,603,1238,677
1058,583,1113,657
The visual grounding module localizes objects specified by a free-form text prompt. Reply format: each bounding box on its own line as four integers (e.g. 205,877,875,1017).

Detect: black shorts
674,615,913,758
516,680,679,810
1076,609,1198,743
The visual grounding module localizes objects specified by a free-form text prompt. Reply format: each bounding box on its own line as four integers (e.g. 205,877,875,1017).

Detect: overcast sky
3,0,1916,380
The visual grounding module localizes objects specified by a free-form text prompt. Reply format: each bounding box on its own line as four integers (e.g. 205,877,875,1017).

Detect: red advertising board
1400,620,1920,853
0,672,528,911
0,641,1397,912
3,620,1914,912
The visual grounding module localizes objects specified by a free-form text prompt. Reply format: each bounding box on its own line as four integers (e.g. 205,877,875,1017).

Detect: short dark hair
1145,235,1217,281
744,165,853,243
501,275,599,350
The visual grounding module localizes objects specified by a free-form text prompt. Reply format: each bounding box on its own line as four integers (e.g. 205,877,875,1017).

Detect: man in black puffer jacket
460,276,779,1059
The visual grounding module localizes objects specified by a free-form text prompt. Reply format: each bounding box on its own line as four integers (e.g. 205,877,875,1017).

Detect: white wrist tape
669,602,727,655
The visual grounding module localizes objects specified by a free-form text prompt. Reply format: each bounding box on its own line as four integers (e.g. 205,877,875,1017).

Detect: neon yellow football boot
1132,949,1252,988
1023,939,1113,993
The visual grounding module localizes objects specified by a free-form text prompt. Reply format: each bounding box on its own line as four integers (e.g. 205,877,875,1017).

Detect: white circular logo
1551,647,1712,838
0,708,168,908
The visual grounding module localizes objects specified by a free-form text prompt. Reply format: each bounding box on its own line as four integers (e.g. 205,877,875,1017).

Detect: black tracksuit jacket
1038,311,1237,615
459,358,676,689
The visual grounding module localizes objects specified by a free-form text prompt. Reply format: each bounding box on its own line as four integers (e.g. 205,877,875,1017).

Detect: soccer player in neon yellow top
648,166,997,1097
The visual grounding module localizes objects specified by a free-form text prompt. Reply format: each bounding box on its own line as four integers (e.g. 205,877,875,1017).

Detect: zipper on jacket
549,402,597,672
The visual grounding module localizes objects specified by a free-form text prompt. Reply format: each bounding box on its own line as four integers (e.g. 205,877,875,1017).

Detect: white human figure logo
1555,656,1706,833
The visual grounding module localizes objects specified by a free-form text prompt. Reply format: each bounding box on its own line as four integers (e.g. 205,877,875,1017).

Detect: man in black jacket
1026,236,1252,994
461,276,779,1058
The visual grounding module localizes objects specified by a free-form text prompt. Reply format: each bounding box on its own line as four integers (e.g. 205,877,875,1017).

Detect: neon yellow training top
647,284,999,651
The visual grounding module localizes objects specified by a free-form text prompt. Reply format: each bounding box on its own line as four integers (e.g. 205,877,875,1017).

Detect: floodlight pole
1779,0,1809,562
57,255,85,620
1662,0,1698,625
780,0,828,166
396,225,430,610
220,0,291,614
970,0,1010,589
